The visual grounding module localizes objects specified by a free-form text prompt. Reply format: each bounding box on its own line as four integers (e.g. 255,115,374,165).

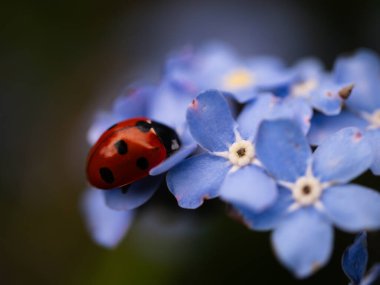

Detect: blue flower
284,58,353,115
81,189,134,248
308,49,380,175
167,90,278,211
165,42,293,103
237,92,312,136
235,120,380,278
342,232,380,285
83,85,196,247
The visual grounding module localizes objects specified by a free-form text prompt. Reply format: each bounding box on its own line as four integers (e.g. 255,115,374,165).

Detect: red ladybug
86,117,181,190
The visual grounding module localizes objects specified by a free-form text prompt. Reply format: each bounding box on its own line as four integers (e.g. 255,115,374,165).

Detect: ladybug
86,117,181,190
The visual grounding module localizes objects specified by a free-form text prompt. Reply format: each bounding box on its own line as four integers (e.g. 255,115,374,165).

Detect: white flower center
214,131,259,172
364,109,380,129
223,69,255,90
291,79,318,98
292,176,323,206
227,140,255,167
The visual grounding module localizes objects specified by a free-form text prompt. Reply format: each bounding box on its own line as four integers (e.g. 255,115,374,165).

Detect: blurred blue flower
83,84,196,247
308,49,380,175
342,232,380,285
237,92,312,136
165,42,293,103
235,120,380,278
81,188,134,249
284,58,353,115
167,90,278,211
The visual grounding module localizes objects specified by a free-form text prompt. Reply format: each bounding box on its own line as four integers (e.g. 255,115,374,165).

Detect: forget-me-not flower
285,58,353,115
165,42,294,103
236,120,380,278
342,232,380,285
167,90,278,211
308,49,380,175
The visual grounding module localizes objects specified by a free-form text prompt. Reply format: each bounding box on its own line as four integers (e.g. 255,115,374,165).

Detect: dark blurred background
1,0,380,284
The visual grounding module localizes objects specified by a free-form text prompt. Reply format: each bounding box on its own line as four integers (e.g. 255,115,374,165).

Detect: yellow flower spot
223,69,255,90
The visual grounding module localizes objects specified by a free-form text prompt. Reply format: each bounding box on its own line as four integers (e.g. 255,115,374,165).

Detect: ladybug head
151,121,181,156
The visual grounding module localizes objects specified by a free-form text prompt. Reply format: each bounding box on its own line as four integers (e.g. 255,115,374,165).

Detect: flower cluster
82,43,380,278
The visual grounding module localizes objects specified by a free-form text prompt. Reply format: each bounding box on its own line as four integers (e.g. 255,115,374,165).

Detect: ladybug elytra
86,117,181,190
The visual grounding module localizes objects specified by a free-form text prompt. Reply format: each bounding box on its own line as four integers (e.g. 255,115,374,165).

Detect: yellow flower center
291,79,318,98
223,69,255,90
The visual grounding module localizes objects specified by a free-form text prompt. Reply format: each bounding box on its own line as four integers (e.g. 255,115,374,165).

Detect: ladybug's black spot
107,123,118,131
99,167,114,184
136,121,151,132
136,157,149,170
114,140,128,155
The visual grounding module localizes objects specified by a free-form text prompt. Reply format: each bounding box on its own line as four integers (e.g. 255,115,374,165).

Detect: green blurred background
1,0,380,284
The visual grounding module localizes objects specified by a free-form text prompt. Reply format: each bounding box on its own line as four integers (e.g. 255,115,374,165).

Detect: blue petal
104,175,162,211
147,81,194,130
312,127,372,183
249,57,294,90
187,90,236,152
293,58,324,79
87,87,152,145
334,49,380,112
149,142,197,175
310,80,351,115
219,165,278,211
234,187,293,231
87,112,122,145
167,153,229,209
308,111,367,145
366,129,380,175
272,208,333,278
237,94,311,139
256,120,311,182
322,184,380,232
81,189,134,248
112,86,153,118
342,232,368,284
363,264,380,285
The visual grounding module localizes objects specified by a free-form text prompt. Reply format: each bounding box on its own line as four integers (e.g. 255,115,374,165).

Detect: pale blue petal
366,129,380,175
308,111,367,146
334,49,380,112
187,90,236,152
167,153,230,209
322,184,380,232
81,188,134,248
219,165,278,212
149,142,197,175
147,81,194,130
256,120,311,182
282,97,313,134
293,58,324,79
272,208,333,278
342,232,368,284
87,112,122,145
238,94,311,139
104,176,162,211
234,187,293,231
312,127,372,183
112,86,153,118
362,264,380,285
310,81,350,115
87,87,152,145
249,57,294,90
